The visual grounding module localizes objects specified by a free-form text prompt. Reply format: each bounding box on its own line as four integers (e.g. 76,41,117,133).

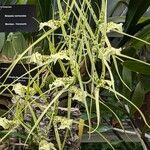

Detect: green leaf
38,0,54,22
80,113,97,121
97,125,113,133
121,47,136,57
0,33,5,52
27,0,37,4
0,0,16,4
17,0,27,4
141,75,150,93
122,66,132,88
123,60,150,75
2,32,27,59
119,0,150,46
122,66,132,98
130,82,144,115
124,0,150,33
107,0,128,17
128,25,150,51
91,0,101,18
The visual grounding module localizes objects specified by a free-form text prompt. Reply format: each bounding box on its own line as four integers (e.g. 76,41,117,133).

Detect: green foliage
1,32,27,60
81,143,143,150
119,0,150,46
130,82,144,115
127,25,150,51
123,0,150,33
0,33,5,52
123,60,150,75
0,0,16,4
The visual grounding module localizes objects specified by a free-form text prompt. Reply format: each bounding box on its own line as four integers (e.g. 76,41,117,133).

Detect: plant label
0,5,38,32
0,63,41,94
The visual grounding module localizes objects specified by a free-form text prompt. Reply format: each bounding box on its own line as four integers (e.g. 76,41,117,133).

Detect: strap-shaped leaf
119,0,150,46
124,0,150,33
0,33,5,52
123,60,150,75
38,0,54,21
130,82,144,115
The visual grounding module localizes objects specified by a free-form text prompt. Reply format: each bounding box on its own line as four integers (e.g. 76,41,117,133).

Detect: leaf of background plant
90,0,101,18
16,0,27,4
121,47,136,57
0,131,26,139
107,0,128,17
26,0,54,23
144,7,150,17
96,125,113,133
38,0,54,22
1,40,14,60
27,0,37,4
0,0,16,4
124,0,150,32
0,33,5,52
0,131,9,138
130,82,144,115
140,75,150,93
127,25,150,50
80,113,97,121
107,0,120,17
122,67,132,88
1,33,27,59
119,0,150,46
122,66,132,98
123,60,150,75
